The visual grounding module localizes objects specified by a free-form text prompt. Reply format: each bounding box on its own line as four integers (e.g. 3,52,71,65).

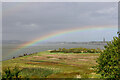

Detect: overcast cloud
2,2,118,42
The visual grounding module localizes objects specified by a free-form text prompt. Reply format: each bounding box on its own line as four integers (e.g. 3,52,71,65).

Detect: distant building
103,37,105,43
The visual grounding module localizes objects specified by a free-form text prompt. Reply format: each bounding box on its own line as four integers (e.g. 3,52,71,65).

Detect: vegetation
20,68,58,78
50,47,102,53
2,33,120,79
2,66,22,79
2,51,100,78
0,72,1,80
95,35,120,79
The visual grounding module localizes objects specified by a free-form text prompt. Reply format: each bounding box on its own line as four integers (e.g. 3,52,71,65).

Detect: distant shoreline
3,47,102,61
2,43,105,61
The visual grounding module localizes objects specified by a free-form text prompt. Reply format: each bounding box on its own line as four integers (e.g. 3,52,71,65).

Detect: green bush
2,66,22,79
96,35,120,79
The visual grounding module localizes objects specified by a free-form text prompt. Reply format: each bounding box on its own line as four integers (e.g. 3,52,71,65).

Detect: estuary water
2,43,107,61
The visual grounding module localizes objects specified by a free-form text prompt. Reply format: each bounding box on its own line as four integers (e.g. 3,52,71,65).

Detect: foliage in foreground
2,66,22,79
2,66,59,79
19,68,59,78
96,35,120,79
50,47,102,53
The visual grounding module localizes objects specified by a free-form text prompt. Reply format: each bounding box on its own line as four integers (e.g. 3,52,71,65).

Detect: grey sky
2,2,118,42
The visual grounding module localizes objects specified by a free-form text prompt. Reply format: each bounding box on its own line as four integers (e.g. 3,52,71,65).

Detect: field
2,51,101,78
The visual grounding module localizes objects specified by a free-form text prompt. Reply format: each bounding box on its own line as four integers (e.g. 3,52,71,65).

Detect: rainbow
2,3,118,59
5,26,117,58
19,26,116,48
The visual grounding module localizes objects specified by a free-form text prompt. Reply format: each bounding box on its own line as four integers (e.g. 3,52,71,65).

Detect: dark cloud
2,2,118,41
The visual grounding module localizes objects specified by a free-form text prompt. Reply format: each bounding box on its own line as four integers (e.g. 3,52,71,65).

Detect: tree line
50,47,102,53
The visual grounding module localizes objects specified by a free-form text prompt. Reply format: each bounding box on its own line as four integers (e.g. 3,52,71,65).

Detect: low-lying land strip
2,51,101,78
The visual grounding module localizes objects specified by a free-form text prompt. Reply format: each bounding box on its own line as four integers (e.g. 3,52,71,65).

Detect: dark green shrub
59,48,62,52
13,67,22,78
2,67,14,79
2,66,22,79
96,35,120,79
96,48,102,53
